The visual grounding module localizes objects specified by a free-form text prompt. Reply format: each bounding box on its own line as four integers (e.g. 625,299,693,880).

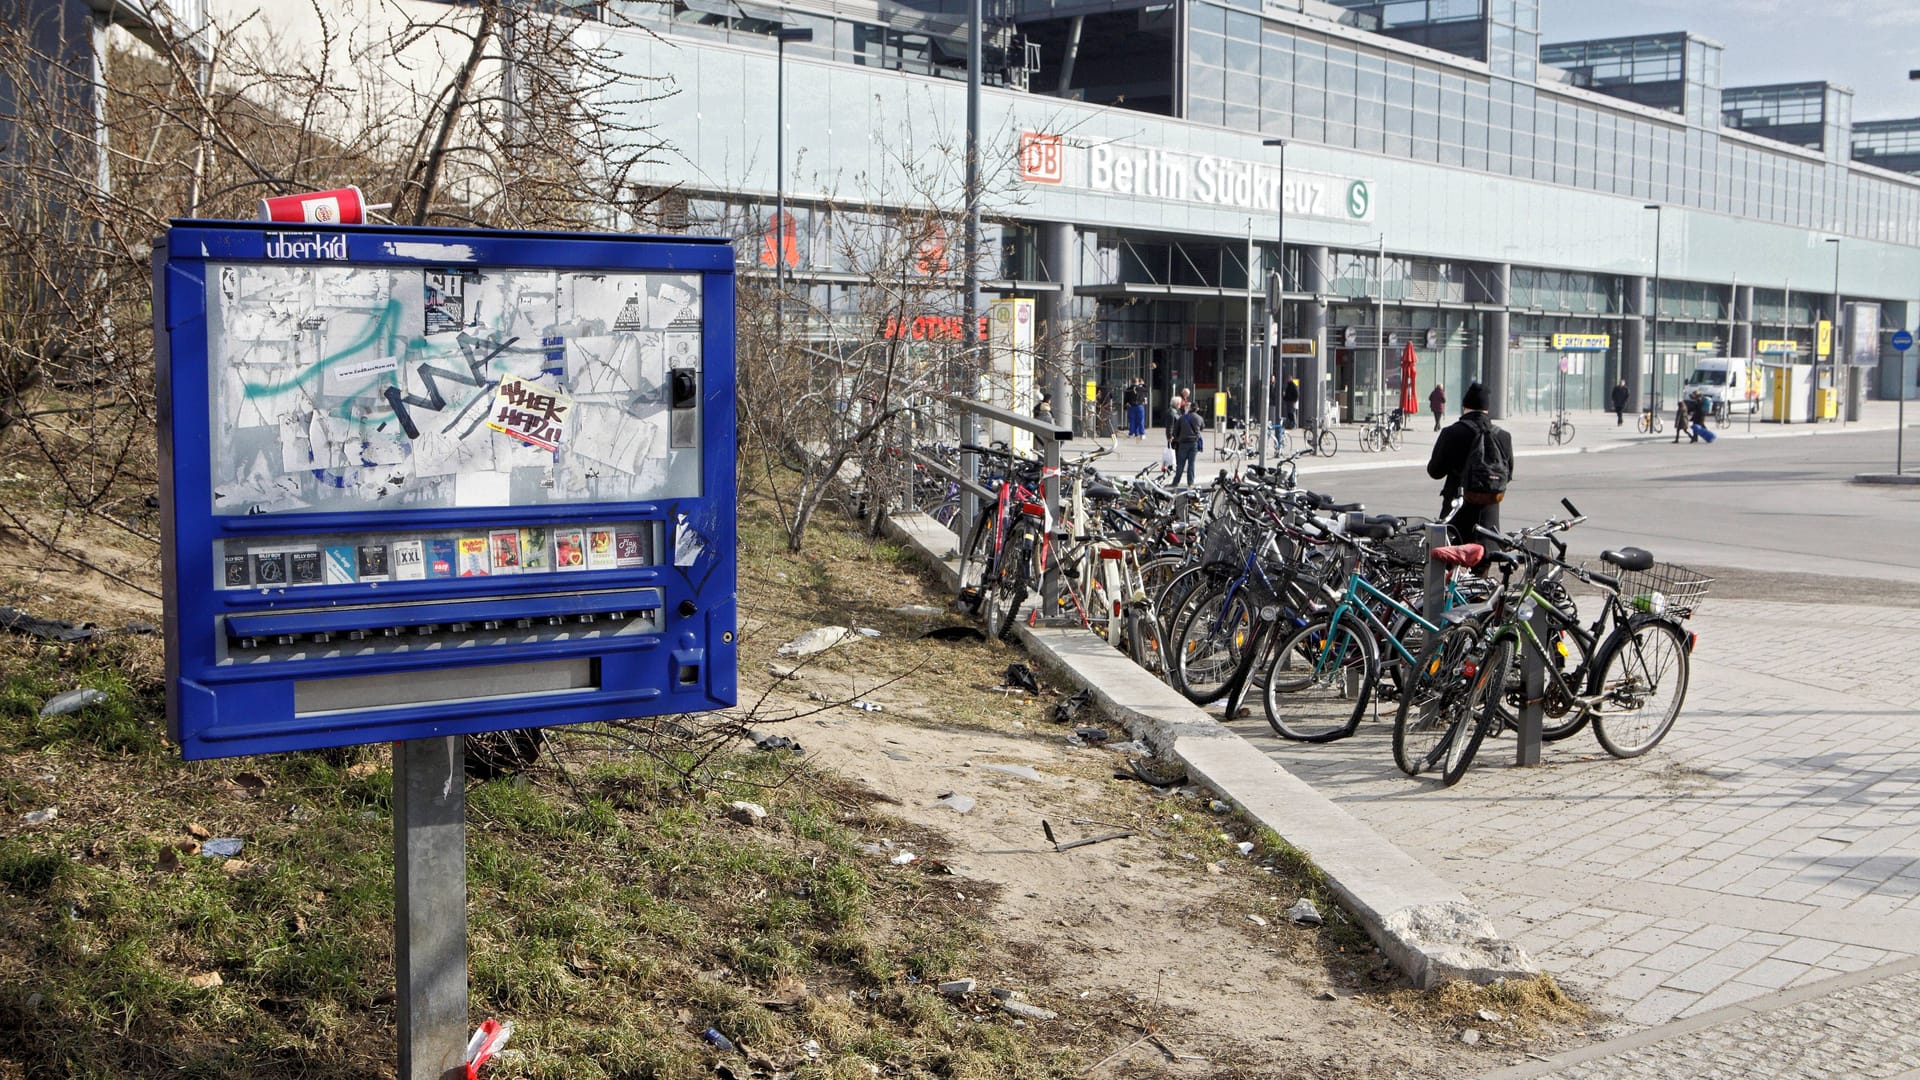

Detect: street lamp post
1644,204,1662,418
1261,138,1285,469
1374,235,1386,422
1827,236,1843,425
772,27,813,352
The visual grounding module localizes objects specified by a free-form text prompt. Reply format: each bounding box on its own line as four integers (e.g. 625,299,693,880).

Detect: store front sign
1551,333,1609,351
1757,339,1800,355
1018,132,1374,223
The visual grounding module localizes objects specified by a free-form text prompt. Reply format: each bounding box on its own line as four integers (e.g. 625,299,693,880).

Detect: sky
1540,0,1920,121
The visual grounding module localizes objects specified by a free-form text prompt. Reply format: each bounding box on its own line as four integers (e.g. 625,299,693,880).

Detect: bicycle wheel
1169,578,1256,705
1441,635,1513,786
1559,420,1575,444
955,509,997,613
984,523,1036,642
1358,427,1380,453
1262,613,1377,742
1153,562,1217,637
1592,619,1690,758
1635,412,1652,434
1392,620,1484,776
1539,622,1597,741
1315,428,1339,458
1122,603,1164,675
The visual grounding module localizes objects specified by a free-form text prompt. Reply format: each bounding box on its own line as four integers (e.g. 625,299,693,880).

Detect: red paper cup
258,186,365,225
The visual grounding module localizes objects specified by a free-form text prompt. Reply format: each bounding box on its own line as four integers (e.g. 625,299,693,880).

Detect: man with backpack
1171,399,1205,487
1426,382,1513,551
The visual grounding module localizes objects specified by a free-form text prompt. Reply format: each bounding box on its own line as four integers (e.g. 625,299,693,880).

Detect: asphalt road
1301,428,1920,604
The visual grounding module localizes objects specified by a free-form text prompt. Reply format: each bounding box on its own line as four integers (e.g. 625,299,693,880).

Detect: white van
1682,357,1763,416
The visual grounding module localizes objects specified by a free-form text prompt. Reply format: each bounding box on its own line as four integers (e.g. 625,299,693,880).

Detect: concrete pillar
1732,285,1754,360
1302,244,1330,428
1042,222,1078,432
1479,262,1511,421
1622,274,1647,415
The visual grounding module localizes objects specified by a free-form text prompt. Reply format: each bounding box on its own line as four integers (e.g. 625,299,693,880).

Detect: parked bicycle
1357,410,1406,453
1548,410,1576,446
1392,500,1703,786
1635,406,1663,435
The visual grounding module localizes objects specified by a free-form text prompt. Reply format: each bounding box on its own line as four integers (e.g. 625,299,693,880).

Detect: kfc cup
258,186,365,225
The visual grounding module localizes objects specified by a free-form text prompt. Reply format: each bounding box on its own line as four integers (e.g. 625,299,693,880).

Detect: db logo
1019,132,1063,184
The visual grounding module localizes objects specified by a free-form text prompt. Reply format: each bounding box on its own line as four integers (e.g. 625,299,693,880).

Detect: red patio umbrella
1398,341,1419,416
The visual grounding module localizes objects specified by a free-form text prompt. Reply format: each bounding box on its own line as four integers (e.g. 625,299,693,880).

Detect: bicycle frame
1323,572,1439,675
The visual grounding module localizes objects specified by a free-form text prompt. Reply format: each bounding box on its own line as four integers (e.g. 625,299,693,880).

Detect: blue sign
156,222,738,759
1893,329,1913,352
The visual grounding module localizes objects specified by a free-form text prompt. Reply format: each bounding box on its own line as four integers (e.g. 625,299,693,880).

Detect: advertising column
985,298,1036,451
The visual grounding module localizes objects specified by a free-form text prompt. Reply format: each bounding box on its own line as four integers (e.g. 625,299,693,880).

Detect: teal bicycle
1260,517,1487,742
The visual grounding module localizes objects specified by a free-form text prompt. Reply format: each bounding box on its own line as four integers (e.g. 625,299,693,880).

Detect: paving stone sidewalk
1220,597,1920,1046
1482,961,1920,1079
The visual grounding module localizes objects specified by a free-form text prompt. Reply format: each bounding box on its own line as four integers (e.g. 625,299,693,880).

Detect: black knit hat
1462,382,1488,411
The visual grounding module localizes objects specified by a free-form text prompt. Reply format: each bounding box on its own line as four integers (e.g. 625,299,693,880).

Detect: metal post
1375,235,1386,421
1828,238,1844,426
1515,537,1548,767
772,28,813,355
395,737,468,1080
1422,522,1451,623
962,0,983,542
1261,138,1287,470
1041,432,1063,618
1644,204,1661,419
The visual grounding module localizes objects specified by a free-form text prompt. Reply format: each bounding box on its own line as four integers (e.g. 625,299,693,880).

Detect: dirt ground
731,518,1597,1079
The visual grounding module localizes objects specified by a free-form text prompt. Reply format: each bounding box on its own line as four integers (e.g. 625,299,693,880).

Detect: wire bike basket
1615,561,1714,619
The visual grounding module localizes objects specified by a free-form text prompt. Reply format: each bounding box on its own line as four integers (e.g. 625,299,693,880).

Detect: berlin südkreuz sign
1018,133,1374,224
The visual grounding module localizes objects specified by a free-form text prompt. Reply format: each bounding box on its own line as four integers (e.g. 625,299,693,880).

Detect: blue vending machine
155,222,738,759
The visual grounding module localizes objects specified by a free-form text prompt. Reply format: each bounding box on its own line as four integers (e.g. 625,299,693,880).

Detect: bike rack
935,394,1074,623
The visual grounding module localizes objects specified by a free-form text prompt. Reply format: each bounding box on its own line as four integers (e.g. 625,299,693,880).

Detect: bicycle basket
1374,532,1428,569
1614,561,1713,619
1199,519,1244,566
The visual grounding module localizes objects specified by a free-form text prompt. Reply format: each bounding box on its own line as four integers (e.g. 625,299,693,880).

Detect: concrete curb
882,510,1538,989
1852,472,1920,485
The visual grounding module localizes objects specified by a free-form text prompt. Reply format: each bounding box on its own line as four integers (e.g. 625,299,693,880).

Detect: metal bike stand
1422,522,1451,623
1515,536,1550,766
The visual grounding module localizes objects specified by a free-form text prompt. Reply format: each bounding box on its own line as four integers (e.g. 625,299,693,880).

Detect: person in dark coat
1428,383,1446,431
1281,377,1299,429
1171,400,1204,486
1123,379,1144,437
1611,380,1629,426
1426,382,1513,552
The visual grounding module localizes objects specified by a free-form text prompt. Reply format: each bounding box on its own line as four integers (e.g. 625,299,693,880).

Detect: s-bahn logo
1019,132,1063,184
1347,181,1371,220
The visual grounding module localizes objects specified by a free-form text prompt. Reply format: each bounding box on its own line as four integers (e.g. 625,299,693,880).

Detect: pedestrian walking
1123,379,1145,438
1426,382,1512,554
1685,390,1716,444
1282,378,1300,429
1611,380,1629,426
1428,383,1446,431
1672,397,1688,444
1033,392,1055,426
1171,399,1204,487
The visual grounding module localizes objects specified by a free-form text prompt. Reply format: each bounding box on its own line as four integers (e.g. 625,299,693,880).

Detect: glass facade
1539,33,1720,126
1854,119,1920,175
1180,5,1914,244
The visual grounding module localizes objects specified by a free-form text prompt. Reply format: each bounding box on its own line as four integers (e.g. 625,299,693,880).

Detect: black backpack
1462,418,1508,504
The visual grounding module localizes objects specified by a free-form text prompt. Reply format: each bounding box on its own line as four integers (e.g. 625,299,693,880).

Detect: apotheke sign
1017,132,1374,223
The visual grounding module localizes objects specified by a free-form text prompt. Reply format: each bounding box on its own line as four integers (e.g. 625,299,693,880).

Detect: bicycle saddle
1429,543,1484,567
1085,484,1121,500
1600,547,1654,572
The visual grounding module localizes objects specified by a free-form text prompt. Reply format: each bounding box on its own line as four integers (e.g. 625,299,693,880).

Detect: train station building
602,0,1920,423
